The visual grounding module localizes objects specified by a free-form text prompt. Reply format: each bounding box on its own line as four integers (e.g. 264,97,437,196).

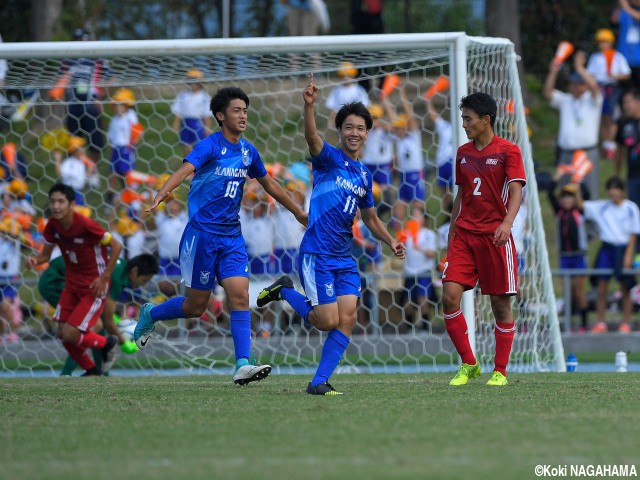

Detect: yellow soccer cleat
449,362,481,386
486,371,508,386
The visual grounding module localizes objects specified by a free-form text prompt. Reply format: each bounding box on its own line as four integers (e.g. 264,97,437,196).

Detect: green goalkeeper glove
121,340,139,354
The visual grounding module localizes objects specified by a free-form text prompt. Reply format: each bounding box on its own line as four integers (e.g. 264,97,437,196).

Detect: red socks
77,331,107,350
444,309,476,365
62,341,95,370
494,321,515,375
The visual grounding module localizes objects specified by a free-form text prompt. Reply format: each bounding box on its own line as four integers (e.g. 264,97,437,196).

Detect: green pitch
2,373,639,480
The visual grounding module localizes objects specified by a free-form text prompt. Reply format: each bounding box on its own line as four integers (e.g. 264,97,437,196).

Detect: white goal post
0,32,564,376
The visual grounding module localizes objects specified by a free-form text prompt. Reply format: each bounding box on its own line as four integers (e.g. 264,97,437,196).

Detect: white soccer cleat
233,364,272,385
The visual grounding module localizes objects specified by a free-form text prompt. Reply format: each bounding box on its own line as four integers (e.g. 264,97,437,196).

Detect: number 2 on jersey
473,177,482,196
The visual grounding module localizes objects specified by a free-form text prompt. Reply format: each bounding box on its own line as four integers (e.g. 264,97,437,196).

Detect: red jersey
454,135,526,235
43,212,111,294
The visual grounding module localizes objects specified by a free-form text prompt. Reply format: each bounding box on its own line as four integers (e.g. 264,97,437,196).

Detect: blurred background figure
171,69,212,156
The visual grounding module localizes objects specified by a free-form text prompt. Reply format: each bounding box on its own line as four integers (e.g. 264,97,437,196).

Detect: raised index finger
309,72,314,85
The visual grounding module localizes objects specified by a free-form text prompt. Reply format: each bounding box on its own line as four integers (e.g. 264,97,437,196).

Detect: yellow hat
7,179,28,199
112,88,135,107
186,68,205,79
67,136,86,153
0,217,20,237
595,29,615,43
337,61,357,79
372,182,382,203
391,114,409,129
369,103,384,119
560,184,578,195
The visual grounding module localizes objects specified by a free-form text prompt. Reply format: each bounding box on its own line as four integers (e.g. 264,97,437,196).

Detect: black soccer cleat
256,275,294,307
305,382,345,396
81,366,102,377
101,336,118,373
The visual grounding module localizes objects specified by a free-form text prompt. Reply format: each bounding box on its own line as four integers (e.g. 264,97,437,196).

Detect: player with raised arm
26,183,123,376
133,87,308,385
256,74,405,395
442,92,526,386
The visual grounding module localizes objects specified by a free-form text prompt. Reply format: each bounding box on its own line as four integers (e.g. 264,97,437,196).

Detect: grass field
2,373,639,480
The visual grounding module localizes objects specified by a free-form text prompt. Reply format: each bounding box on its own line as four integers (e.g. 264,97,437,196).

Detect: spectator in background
53,136,98,205
351,209,381,331
613,0,640,87
273,181,306,275
148,196,188,298
240,190,275,277
580,176,640,333
0,188,23,344
350,0,384,92
361,102,393,213
544,50,602,200
107,88,142,200
615,88,640,210
587,28,631,160
325,61,370,129
427,99,454,203
50,28,111,165
398,208,438,331
384,85,426,228
282,0,319,37
547,177,589,332
0,142,27,181
171,69,212,156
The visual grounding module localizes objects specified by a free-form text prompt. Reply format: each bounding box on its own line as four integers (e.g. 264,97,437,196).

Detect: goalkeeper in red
442,92,526,386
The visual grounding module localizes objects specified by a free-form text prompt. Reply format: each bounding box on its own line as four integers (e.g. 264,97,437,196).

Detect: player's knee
441,291,460,311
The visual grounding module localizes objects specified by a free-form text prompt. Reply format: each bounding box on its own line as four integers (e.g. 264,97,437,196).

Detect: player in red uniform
442,92,526,386
27,183,123,376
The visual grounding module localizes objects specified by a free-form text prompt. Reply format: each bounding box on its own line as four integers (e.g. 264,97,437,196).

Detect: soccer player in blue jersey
257,74,405,395
134,87,308,385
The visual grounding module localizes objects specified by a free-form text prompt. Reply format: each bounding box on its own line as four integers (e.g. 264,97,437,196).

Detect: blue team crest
360,168,368,186
325,283,334,297
240,142,250,166
200,270,210,285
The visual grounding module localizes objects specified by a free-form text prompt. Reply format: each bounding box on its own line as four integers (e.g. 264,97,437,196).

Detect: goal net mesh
0,34,562,376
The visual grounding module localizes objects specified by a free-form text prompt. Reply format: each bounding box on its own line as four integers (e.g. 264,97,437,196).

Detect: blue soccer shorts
298,253,361,306
179,223,248,291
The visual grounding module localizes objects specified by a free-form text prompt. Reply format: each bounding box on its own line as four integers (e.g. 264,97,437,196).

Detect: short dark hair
605,176,626,191
48,183,76,203
125,254,159,276
210,87,250,126
459,92,497,127
335,102,373,131
624,88,640,101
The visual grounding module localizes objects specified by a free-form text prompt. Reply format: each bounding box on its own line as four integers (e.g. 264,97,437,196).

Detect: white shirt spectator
325,83,370,112
583,199,640,246
155,210,188,260
362,127,394,166
550,90,602,150
60,156,89,192
171,90,212,120
0,236,20,276
393,130,424,172
434,117,453,167
242,213,274,257
403,227,437,276
108,109,139,147
587,51,631,86
437,222,450,251
273,206,304,250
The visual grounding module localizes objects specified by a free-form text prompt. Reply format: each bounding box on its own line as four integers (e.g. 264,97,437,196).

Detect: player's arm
399,86,418,131
543,59,561,101
147,161,195,212
493,181,524,247
257,174,308,227
360,207,405,259
90,234,122,298
303,73,324,157
447,189,462,248
26,242,55,269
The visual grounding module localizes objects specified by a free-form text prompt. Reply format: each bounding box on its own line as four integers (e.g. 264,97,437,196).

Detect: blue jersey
300,142,375,256
185,131,267,236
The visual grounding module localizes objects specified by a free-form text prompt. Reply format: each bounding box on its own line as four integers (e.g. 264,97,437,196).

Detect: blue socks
281,287,313,324
310,329,350,387
230,310,251,368
150,296,185,321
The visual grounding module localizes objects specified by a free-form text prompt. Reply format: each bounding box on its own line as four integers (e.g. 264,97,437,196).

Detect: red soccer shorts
53,289,105,332
442,227,518,296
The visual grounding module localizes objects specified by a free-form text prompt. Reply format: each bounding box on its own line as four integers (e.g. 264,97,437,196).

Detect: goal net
0,33,564,376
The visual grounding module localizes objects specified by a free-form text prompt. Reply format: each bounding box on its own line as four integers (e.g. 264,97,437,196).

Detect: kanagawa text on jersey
336,175,366,197
214,166,247,178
